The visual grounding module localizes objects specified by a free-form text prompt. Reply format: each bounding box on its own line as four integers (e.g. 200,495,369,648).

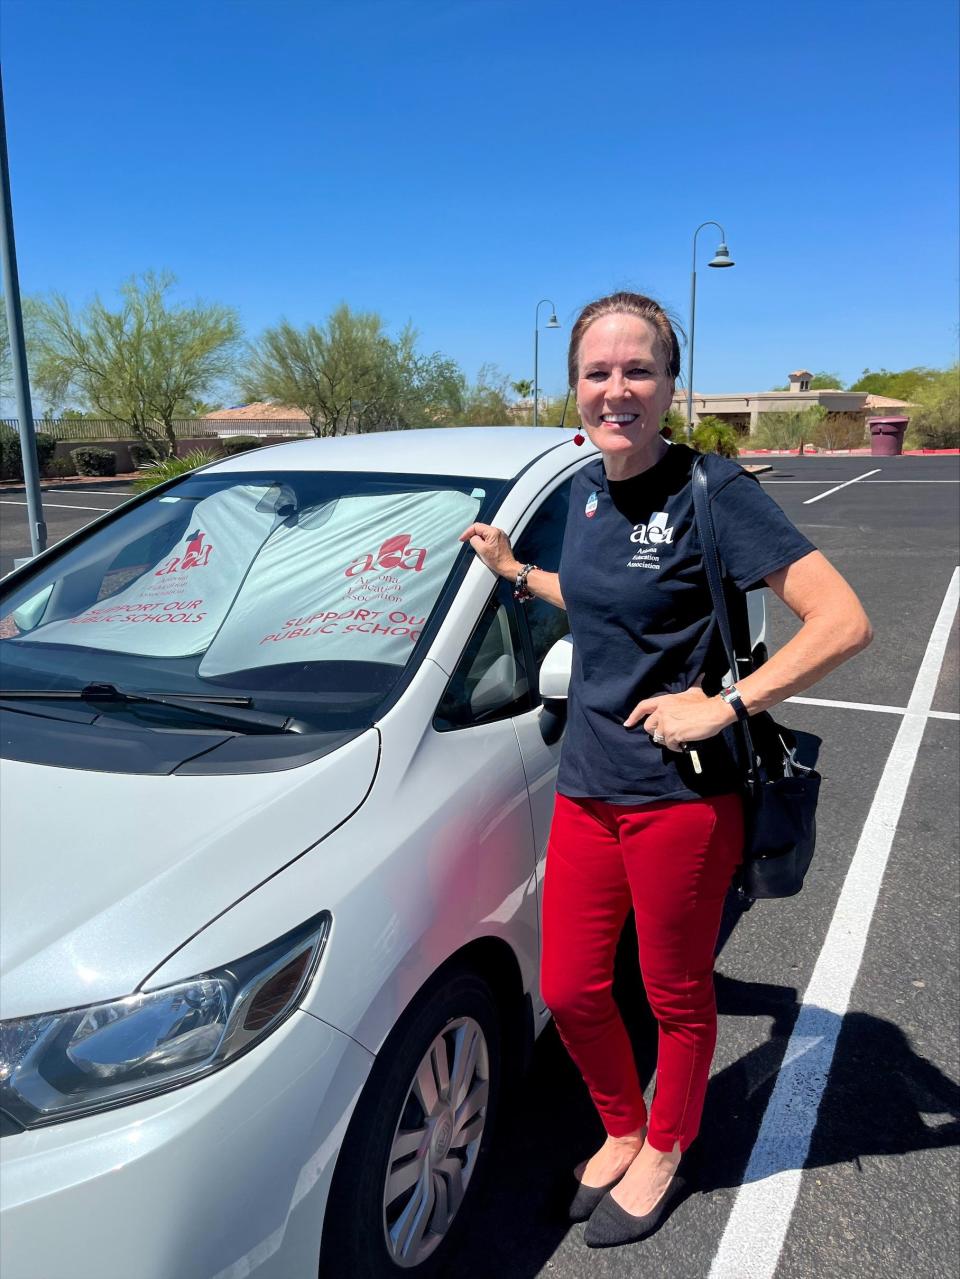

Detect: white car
0,428,764,1279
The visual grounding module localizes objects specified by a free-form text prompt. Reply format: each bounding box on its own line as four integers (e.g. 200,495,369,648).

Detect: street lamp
0,70,45,556
685,222,734,439
534,298,560,427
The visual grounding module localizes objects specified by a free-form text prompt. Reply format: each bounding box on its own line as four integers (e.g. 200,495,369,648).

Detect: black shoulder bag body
692,456,821,900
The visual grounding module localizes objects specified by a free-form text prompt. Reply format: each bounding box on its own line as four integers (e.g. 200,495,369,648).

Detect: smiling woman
571,293,681,480
460,289,872,1250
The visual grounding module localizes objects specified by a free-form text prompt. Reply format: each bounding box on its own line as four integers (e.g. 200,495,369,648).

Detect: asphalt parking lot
0,479,137,577
1,455,958,1279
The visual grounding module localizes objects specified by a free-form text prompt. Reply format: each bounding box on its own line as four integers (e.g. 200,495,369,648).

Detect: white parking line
763,479,960,484
787,694,959,721
708,566,960,1279
801,469,881,504
0,499,114,513
44,488,131,498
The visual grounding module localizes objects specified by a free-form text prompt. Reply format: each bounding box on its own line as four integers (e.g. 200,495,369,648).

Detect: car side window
433,581,531,731
513,478,573,681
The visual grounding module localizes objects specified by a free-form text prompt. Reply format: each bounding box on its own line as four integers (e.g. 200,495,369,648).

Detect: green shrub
912,418,960,449
811,414,868,451
49,455,77,477
691,416,740,458
129,442,164,468
217,435,262,456
132,449,221,492
751,406,826,450
70,447,118,477
908,365,959,448
0,430,58,480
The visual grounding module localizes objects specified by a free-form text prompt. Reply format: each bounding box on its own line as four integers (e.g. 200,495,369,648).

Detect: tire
318,970,502,1279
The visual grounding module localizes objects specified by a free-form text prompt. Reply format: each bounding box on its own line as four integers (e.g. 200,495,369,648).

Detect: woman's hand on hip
624,687,734,750
459,522,521,579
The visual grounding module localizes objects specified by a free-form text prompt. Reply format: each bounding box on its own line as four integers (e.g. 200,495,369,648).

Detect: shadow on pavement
458,933,959,1277
694,974,960,1191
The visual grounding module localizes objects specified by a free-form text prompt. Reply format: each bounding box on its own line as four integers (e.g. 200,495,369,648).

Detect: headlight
0,911,330,1129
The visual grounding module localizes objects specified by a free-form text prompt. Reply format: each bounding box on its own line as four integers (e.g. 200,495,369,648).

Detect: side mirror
539,634,572,699
538,634,572,744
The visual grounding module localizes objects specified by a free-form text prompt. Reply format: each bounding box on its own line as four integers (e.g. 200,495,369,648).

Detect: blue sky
2,0,958,402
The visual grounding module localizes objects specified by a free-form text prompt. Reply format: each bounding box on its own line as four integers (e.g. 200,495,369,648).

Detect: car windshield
0,468,497,732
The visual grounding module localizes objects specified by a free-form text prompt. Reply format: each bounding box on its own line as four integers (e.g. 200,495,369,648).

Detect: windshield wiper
0,683,304,734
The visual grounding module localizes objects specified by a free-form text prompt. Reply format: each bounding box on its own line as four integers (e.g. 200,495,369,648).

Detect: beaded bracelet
513,563,538,602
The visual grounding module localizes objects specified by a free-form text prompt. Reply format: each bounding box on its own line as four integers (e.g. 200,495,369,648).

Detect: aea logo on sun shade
154,529,214,576
344,533,428,577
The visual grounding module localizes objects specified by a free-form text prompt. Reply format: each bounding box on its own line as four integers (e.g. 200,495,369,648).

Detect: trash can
868,416,908,456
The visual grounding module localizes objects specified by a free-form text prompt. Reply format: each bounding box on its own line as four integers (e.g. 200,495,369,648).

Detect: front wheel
319,971,502,1278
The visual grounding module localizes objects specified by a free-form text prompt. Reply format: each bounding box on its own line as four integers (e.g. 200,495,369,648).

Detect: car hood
0,730,380,1019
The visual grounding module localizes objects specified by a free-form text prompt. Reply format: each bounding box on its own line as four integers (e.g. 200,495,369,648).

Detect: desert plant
811,414,868,451
217,435,262,456
751,405,826,450
70,447,117,477
27,271,241,458
129,441,164,468
0,429,58,480
691,416,740,458
912,417,960,449
132,449,221,492
908,366,959,448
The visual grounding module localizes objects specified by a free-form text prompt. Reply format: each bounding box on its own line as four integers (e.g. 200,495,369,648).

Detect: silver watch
720,683,750,722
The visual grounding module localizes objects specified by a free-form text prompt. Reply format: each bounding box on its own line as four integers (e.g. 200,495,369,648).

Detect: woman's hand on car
624,686,733,751
459,523,520,579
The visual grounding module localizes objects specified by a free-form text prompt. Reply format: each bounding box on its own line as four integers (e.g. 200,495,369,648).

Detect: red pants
540,792,743,1153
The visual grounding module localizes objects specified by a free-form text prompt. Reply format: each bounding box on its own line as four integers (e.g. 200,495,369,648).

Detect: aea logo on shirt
584,491,599,519
629,511,674,546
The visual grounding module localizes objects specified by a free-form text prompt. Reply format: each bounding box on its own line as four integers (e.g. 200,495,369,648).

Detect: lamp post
685,222,734,439
533,298,560,427
0,71,45,557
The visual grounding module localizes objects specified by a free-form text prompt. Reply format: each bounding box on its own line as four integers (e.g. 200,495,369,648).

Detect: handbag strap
691,455,758,772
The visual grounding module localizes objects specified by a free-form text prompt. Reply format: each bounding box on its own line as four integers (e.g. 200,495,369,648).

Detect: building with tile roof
672,371,913,435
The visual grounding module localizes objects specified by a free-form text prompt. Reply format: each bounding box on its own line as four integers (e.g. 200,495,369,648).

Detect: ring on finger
652,730,665,745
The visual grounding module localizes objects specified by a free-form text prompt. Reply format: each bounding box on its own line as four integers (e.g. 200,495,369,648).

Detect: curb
0,473,139,491
739,448,959,457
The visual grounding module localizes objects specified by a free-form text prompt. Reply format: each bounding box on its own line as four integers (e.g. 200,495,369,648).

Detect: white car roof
208,426,592,480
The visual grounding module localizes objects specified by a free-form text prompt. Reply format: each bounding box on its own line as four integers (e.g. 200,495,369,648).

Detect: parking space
0,482,135,576
458,455,959,1279
1,455,957,1278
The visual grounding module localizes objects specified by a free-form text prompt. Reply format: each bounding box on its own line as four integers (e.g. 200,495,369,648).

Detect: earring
573,432,585,446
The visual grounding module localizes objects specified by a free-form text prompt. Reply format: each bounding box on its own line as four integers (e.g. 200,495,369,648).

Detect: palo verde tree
243,304,464,435
26,272,241,457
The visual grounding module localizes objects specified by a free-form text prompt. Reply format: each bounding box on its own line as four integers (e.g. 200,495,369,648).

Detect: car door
501,476,579,1008
430,577,543,988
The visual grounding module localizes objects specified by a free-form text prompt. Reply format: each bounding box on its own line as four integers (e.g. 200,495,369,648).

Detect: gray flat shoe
583,1173,688,1247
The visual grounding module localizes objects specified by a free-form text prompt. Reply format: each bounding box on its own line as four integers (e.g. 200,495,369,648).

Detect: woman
459,292,872,1248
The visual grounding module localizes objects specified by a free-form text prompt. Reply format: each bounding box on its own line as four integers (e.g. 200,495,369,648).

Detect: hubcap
382,1016,490,1268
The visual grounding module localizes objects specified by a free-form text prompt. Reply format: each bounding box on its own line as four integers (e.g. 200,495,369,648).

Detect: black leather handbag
692,457,821,900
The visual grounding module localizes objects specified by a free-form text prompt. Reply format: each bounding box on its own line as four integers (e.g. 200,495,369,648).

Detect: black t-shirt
556,444,815,805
